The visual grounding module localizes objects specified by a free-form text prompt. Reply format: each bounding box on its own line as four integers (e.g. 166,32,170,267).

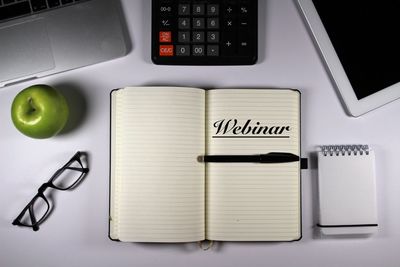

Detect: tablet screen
312,1,400,100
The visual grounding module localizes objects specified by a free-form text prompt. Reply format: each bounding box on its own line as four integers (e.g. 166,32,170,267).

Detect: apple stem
28,97,36,112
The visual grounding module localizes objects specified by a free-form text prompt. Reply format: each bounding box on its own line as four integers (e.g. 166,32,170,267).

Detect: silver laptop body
0,0,128,87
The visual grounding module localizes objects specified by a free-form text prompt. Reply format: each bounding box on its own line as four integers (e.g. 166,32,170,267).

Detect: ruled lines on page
206,89,301,241
111,87,205,242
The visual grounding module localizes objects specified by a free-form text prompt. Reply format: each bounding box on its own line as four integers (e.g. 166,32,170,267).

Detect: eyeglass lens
51,157,86,190
16,195,50,227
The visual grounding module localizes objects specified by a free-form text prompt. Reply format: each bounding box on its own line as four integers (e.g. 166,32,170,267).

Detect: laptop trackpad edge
0,19,55,83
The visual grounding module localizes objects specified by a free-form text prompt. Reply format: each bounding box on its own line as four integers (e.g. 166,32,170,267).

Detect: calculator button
178,4,190,15
159,31,172,43
207,18,219,29
192,45,205,56
238,33,251,56
159,3,173,16
207,32,219,43
239,5,249,15
160,18,173,29
207,45,219,56
224,5,235,15
221,32,236,55
224,18,235,29
193,18,205,29
192,4,204,15
192,31,205,43
159,45,174,56
178,31,190,43
239,18,249,28
238,42,250,56
176,45,190,56
178,18,190,29
207,4,219,16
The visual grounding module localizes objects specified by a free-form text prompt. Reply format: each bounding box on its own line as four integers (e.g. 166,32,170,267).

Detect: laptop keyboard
0,0,83,23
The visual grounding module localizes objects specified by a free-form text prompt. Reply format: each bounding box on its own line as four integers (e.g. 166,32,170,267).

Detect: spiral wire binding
321,145,370,156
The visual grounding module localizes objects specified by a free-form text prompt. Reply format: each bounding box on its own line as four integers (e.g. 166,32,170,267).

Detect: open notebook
109,87,301,242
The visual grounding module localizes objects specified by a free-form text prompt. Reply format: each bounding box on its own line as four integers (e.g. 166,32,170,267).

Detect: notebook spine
321,145,369,156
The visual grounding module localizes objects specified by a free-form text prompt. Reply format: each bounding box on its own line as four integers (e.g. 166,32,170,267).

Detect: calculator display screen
312,1,400,100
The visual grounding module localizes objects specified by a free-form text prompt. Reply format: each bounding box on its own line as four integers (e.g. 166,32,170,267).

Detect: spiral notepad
317,145,378,235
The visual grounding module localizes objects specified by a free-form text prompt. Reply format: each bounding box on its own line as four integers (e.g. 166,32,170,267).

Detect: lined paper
110,87,205,242
205,89,301,241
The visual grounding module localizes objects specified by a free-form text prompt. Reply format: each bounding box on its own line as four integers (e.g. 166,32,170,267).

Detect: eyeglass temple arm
65,166,89,173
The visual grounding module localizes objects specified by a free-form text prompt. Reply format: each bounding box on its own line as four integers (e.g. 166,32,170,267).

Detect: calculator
152,0,258,65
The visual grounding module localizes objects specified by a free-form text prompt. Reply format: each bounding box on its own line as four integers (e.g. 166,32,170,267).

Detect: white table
1,1,399,266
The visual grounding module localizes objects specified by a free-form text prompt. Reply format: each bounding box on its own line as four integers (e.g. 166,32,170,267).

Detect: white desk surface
1,1,400,266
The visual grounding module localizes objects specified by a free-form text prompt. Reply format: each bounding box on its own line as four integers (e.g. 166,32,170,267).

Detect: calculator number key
178,4,190,15
207,4,219,16
192,32,205,43
193,18,205,29
192,4,205,15
207,32,219,43
192,45,205,56
176,45,190,56
178,18,190,29
207,18,219,29
178,31,190,43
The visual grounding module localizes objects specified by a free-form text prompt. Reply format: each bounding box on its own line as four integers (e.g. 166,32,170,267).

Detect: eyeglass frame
12,151,89,231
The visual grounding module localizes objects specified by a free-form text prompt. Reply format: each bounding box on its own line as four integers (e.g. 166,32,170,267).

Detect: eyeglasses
12,151,89,231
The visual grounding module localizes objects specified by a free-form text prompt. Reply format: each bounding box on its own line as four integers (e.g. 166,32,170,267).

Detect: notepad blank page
205,89,301,241
110,87,205,242
318,150,377,234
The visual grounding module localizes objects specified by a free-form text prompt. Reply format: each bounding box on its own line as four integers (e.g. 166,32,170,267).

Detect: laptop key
47,0,60,8
31,0,47,12
3,0,16,5
61,0,73,4
0,1,31,21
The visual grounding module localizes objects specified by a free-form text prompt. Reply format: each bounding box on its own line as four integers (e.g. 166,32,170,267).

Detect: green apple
11,85,69,139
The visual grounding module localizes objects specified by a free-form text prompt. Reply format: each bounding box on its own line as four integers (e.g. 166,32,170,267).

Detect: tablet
297,0,400,116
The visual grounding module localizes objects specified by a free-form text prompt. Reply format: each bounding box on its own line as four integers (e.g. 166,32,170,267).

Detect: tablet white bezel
297,0,400,117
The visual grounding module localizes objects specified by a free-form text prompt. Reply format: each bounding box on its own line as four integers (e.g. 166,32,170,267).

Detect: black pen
202,152,300,163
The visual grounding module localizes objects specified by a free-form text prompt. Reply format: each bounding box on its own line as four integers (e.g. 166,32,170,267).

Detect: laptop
0,0,129,87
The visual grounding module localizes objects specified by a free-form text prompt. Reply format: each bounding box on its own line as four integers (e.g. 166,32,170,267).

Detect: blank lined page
205,89,301,241
110,87,205,242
